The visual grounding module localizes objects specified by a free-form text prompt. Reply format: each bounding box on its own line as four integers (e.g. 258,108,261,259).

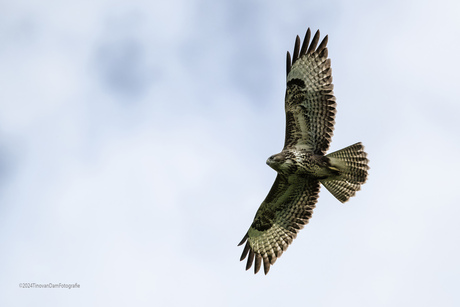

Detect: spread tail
320,142,369,203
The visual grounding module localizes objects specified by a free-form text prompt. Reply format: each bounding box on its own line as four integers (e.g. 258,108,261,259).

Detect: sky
1,0,460,306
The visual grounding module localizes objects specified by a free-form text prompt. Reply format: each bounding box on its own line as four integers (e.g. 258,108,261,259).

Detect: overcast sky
1,0,460,306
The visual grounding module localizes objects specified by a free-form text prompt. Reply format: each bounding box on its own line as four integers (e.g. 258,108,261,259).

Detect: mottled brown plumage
238,28,370,275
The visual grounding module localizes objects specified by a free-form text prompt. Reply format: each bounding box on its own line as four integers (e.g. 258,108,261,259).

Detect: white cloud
1,0,460,306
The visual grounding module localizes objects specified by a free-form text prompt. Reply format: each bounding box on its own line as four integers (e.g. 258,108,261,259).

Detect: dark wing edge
286,28,328,76
238,176,320,275
284,28,337,154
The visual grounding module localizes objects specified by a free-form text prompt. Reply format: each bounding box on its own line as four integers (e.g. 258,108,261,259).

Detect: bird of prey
238,28,369,275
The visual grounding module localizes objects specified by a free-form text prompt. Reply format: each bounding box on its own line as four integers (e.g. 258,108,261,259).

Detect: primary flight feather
238,28,369,275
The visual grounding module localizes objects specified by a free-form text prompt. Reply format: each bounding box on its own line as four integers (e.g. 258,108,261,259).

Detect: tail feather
320,142,369,203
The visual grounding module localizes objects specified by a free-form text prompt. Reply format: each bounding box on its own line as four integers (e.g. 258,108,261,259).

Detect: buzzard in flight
238,28,369,274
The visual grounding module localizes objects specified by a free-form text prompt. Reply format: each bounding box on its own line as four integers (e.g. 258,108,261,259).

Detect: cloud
1,0,460,306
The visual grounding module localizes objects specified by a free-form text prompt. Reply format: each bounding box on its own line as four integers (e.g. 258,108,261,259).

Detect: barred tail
320,142,369,203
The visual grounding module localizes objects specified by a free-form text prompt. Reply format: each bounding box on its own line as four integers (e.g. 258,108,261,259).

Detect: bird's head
266,152,293,173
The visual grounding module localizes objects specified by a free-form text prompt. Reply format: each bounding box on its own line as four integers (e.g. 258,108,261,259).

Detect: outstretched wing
284,29,337,154
238,175,320,274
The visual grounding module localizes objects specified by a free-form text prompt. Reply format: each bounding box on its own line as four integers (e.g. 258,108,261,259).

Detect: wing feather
307,29,320,54
292,35,301,64
286,51,292,76
316,34,329,54
299,28,311,57
239,240,250,261
246,249,254,270
284,28,337,154
238,175,320,274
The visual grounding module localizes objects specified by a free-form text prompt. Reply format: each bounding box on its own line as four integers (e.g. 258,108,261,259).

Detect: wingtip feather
299,28,311,56
307,30,320,54
317,34,328,53
240,241,251,261
246,249,254,271
286,51,292,76
254,254,262,274
237,233,249,246
263,257,270,275
292,35,300,64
